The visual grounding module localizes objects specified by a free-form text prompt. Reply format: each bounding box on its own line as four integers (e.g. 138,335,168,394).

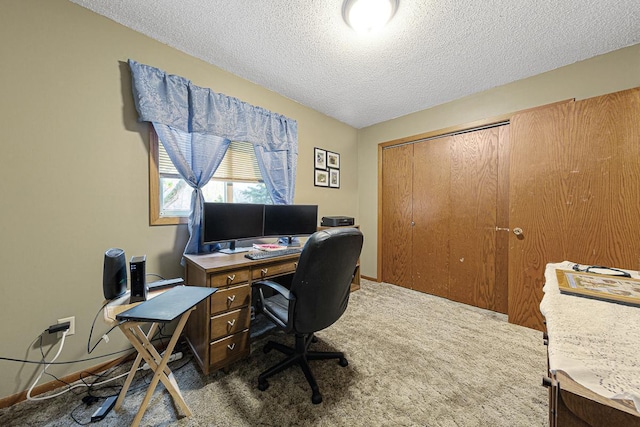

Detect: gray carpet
0,280,547,426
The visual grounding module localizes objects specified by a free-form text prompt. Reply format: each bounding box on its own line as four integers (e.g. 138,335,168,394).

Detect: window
149,127,271,225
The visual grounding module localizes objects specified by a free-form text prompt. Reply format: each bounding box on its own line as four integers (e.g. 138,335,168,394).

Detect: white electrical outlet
58,316,75,336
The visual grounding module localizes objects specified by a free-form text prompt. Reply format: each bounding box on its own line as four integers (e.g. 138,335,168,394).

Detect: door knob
513,227,523,236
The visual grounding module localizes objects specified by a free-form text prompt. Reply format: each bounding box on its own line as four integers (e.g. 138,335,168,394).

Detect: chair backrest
289,227,364,334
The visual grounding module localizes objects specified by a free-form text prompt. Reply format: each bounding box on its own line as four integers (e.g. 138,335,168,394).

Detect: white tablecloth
540,261,640,411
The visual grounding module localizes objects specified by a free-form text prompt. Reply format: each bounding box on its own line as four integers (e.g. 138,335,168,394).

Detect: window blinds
159,140,263,182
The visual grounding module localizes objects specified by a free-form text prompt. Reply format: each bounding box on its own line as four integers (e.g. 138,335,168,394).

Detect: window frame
149,127,187,225
149,126,271,225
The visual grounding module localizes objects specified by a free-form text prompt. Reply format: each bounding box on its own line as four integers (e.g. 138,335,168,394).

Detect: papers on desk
253,243,287,251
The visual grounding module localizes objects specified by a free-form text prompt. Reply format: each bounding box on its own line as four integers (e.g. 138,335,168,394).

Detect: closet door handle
513,227,523,236
411,221,415,227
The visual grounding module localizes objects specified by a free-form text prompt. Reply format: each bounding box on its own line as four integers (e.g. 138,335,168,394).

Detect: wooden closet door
509,88,640,330
412,137,451,297
381,143,413,289
447,128,500,309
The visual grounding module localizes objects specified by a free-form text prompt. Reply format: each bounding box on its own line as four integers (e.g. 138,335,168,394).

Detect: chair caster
339,357,348,367
311,335,318,343
258,379,269,391
311,390,322,404
263,343,272,354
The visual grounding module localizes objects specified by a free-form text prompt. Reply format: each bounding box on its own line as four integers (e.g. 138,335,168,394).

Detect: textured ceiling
71,0,640,128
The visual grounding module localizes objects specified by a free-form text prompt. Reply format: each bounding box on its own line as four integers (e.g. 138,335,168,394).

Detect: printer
321,216,355,227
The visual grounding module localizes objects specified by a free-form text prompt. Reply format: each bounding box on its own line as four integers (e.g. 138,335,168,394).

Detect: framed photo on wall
327,151,340,169
314,148,327,169
329,168,340,188
315,169,329,187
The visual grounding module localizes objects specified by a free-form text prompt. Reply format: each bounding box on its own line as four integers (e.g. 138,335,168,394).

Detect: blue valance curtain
128,59,298,254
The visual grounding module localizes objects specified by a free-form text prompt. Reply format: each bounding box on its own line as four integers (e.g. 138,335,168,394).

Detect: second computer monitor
263,204,318,242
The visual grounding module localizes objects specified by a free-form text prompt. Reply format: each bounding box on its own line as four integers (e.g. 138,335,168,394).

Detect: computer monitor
202,203,265,253
263,204,318,245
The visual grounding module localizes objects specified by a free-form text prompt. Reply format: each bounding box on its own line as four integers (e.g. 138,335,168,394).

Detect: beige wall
357,43,640,279
0,0,357,401
2,0,639,404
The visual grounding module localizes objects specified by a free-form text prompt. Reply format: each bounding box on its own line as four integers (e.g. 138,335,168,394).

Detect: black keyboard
244,248,302,260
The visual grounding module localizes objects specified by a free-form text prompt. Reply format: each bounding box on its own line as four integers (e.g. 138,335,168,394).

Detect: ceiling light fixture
342,0,399,34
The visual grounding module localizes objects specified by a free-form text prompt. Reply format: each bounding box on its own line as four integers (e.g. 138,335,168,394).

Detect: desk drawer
210,284,250,314
210,330,249,367
210,306,251,341
210,269,250,288
251,260,298,281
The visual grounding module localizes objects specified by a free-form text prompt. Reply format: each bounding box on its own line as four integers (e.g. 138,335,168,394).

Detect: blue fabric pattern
152,123,229,254
129,59,298,254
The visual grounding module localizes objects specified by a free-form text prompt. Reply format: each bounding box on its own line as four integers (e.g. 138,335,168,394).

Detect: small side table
105,286,216,427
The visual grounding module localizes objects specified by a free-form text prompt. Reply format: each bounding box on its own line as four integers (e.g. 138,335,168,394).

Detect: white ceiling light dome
342,0,399,33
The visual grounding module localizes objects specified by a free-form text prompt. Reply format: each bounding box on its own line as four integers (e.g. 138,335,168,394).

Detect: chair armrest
253,280,297,331
252,280,295,301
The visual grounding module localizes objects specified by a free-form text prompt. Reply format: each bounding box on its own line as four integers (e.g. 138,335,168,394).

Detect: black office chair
252,227,364,404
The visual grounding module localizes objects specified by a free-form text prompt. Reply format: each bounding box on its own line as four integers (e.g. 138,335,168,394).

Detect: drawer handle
227,319,236,327
227,343,236,351
227,274,236,284
261,268,268,278
294,262,298,269
227,295,236,304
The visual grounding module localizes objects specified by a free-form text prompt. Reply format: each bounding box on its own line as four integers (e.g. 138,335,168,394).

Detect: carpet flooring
0,280,547,426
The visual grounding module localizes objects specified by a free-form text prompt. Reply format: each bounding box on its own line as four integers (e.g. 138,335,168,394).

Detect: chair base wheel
311,391,322,404
339,357,348,367
258,380,269,391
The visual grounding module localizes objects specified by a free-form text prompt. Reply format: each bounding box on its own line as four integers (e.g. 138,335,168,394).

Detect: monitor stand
282,236,301,247
219,240,251,254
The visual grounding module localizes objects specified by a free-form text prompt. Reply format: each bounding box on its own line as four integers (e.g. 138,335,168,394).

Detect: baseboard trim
361,275,378,282
0,353,133,409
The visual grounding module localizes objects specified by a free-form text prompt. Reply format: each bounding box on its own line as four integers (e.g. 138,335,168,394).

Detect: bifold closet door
411,136,451,297
509,88,640,331
447,128,504,311
381,125,507,311
380,143,413,289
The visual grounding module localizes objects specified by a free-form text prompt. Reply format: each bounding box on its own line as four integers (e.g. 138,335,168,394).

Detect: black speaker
129,255,147,303
103,248,127,300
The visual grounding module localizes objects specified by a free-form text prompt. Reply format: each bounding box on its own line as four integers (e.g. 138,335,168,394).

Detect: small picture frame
329,168,340,188
314,148,327,170
327,151,340,169
314,169,329,187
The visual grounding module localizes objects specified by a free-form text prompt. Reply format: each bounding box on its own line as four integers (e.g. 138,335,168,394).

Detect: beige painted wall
0,0,357,401
2,0,639,404
357,43,640,280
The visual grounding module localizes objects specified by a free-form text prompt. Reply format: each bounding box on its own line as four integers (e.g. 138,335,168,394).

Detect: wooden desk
183,247,360,375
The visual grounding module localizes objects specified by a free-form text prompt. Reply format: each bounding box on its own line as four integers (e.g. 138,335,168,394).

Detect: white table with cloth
540,261,640,424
